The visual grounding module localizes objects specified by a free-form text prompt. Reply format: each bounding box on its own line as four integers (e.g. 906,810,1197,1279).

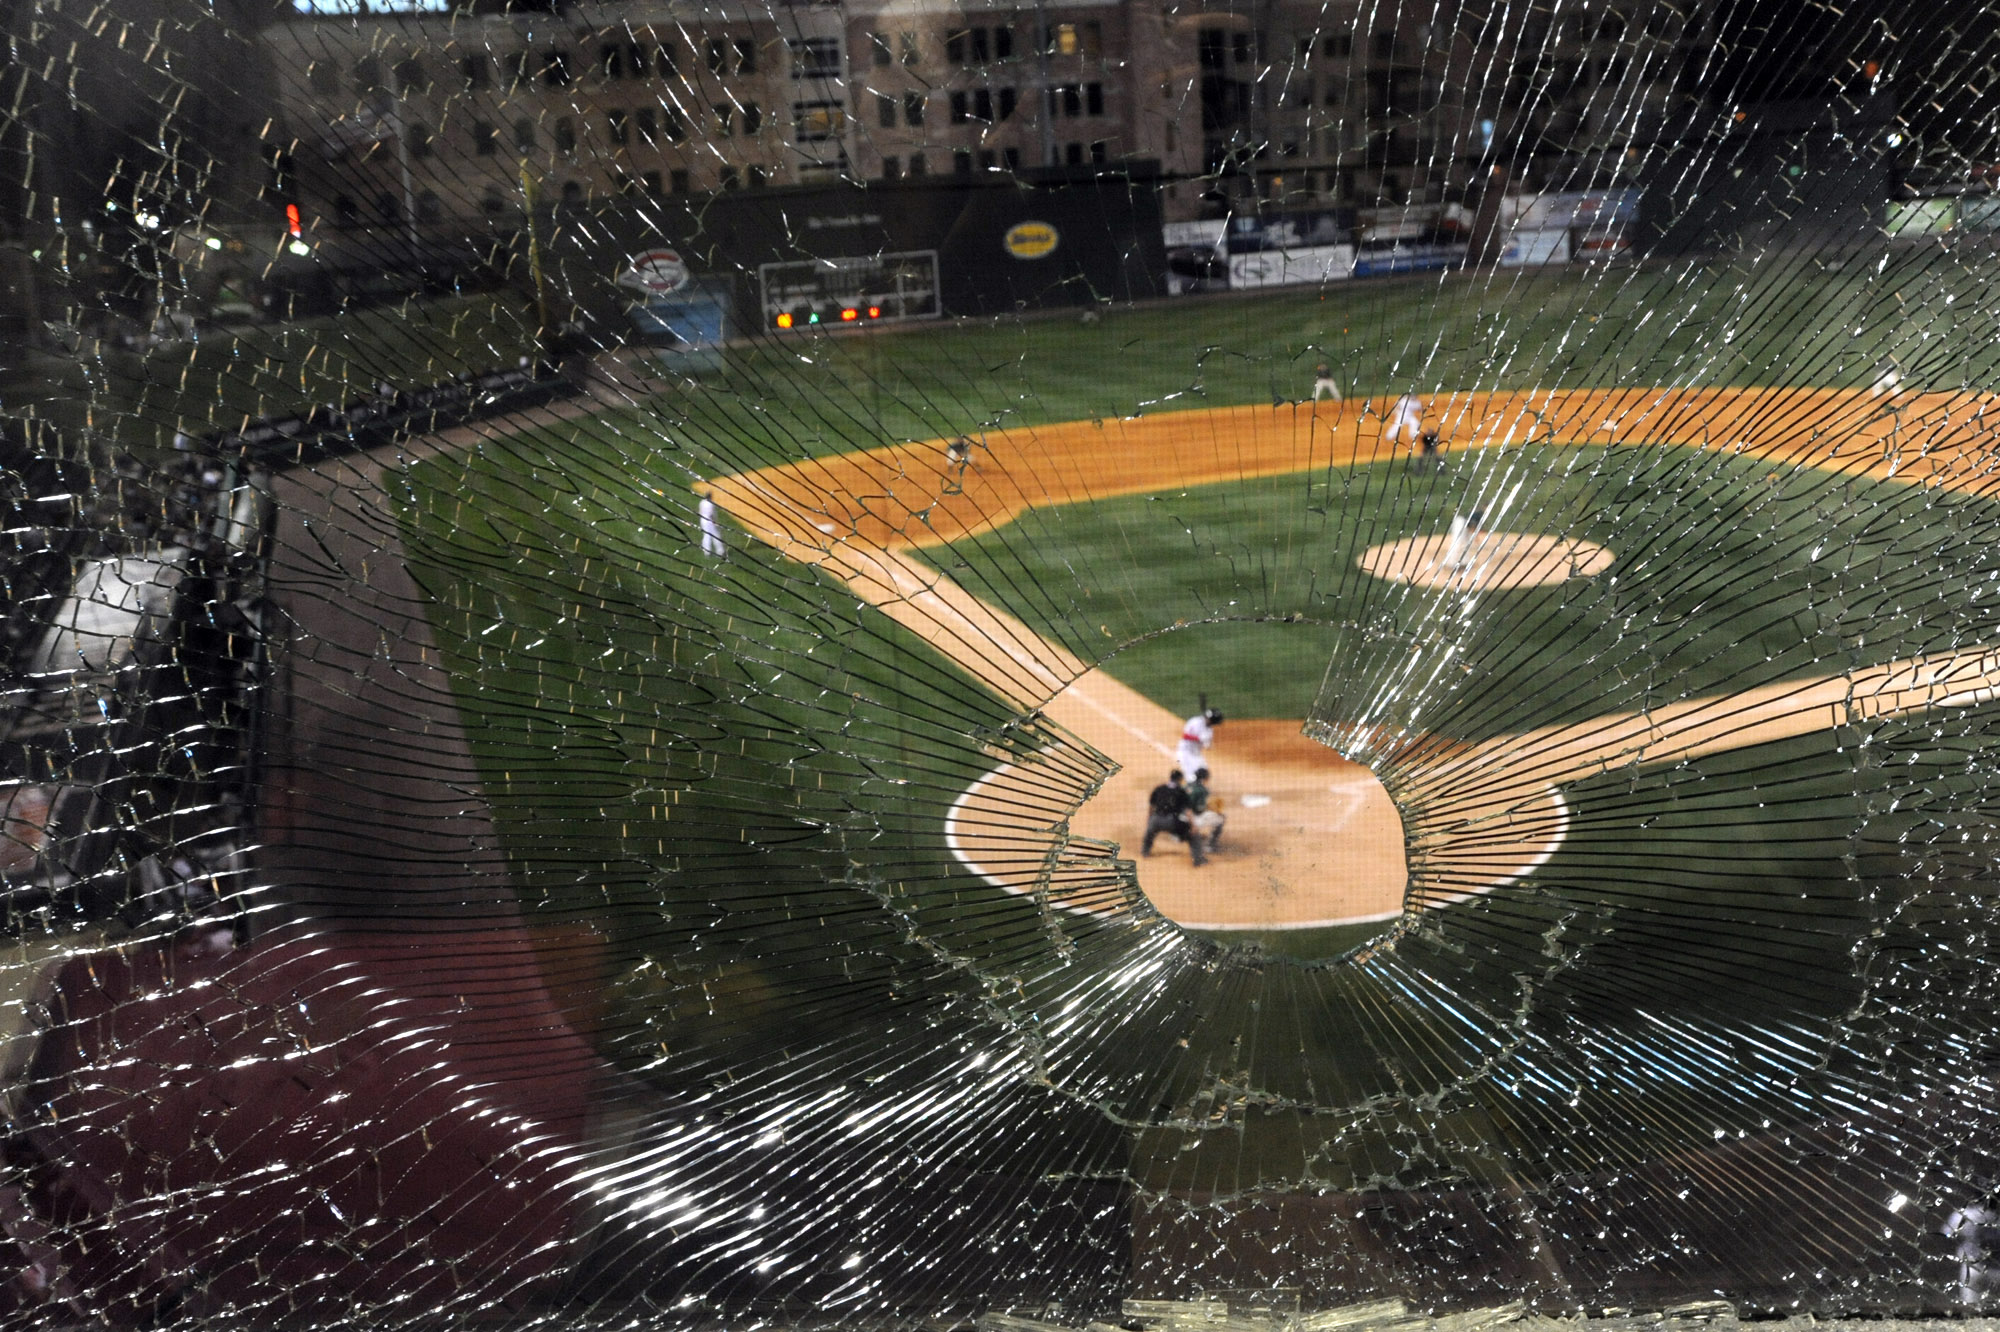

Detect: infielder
1177,706,1223,778
1311,360,1342,402
1385,393,1424,446
698,494,725,559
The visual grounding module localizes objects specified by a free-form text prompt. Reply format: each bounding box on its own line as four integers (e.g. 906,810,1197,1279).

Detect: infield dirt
705,387,2000,936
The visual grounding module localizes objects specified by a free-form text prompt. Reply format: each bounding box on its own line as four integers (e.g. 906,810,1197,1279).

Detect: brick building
256,0,1703,230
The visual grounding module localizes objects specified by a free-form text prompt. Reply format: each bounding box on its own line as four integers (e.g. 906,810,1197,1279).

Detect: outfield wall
541,171,1168,343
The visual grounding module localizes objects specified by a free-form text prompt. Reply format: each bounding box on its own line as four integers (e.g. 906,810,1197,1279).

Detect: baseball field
397,255,2000,1198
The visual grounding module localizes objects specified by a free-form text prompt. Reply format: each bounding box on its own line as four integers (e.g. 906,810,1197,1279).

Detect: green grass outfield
398,255,2000,1196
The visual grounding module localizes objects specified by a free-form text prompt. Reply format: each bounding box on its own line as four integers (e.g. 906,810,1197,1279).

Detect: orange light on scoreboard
867,306,882,319
839,307,859,321
776,312,794,329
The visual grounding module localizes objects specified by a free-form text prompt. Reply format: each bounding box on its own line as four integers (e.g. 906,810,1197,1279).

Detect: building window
908,151,926,175
544,51,572,87
706,39,728,74
636,106,657,143
1370,30,1394,60
735,38,757,74
719,165,740,190
1065,142,1083,164
474,121,497,155
712,104,733,137
949,91,969,124
953,149,972,175
555,117,576,153
394,57,427,94
998,87,1017,119
376,191,401,223
417,189,441,222
1323,33,1351,58
790,38,841,79
506,52,531,89
899,31,920,66
608,110,629,145
308,60,341,94
409,122,433,158
1091,139,1107,162
978,147,996,170
946,30,964,63
615,171,640,197
1198,30,1225,70
749,165,768,187
868,32,892,66
671,168,690,192
353,56,383,93
643,170,663,197
514,117,537,151
561,181,584,205
973,88,993,121
793,100,846,141
1002,146,1020,170
1062,84,1082,116
1086,81,1104,115
882,155,900,179
1233,32,1252,64
1046,22,1100,58
663,108,686,142
903,92,925,126
995,27,1013,59
741,103,761,133
461,54,488,90
657,42,678,76
599,43,623,79
877,93,897,128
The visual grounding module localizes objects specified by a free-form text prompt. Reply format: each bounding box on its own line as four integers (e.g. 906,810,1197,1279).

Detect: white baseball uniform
1177,712,1214,776
1386,394,1423,444
698,495,724,558
1444,514,1473,571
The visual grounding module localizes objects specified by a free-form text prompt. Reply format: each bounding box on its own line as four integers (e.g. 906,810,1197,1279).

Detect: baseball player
1187,766,1224,852
698,494,725,559
1385,393,1424,446
1442,507,1484,573
1410,429,1442,474
1311,360,1341,402
1177,706,1223,778
1141,769,1205,865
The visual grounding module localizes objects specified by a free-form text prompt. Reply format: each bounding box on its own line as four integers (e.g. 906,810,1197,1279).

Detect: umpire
1141,770,1206,866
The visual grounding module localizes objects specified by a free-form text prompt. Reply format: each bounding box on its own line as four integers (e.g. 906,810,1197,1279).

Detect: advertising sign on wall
1497,228,1572,268
1226,245,1356,287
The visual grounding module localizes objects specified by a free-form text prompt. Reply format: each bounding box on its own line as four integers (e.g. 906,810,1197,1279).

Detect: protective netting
4,0,2000,1322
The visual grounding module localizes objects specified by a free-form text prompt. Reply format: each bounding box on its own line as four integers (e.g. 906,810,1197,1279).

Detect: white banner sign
1227,244,1356,288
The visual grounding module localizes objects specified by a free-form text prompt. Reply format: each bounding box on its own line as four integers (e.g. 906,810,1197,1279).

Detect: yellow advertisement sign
1004,221,1060,260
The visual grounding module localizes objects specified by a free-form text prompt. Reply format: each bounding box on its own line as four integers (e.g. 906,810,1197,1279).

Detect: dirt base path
706,387,2000,933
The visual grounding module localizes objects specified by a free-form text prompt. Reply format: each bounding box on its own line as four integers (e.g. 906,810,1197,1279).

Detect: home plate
1240,794,1272,808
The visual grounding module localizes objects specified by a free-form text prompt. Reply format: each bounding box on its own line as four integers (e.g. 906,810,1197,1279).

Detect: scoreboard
758,250,941,329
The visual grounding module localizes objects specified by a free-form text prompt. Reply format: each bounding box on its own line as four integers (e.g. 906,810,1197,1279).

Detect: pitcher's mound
1360,533,1613,589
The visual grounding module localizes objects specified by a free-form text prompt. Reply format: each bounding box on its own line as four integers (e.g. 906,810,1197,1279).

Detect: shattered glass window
6,0,2000,1322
